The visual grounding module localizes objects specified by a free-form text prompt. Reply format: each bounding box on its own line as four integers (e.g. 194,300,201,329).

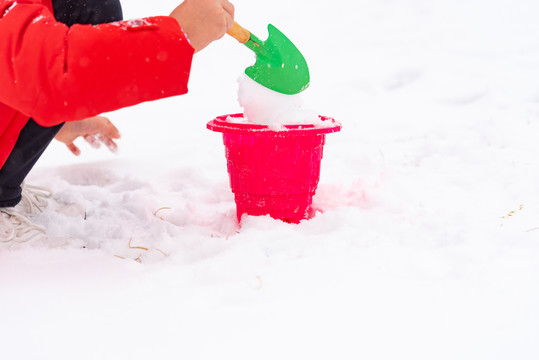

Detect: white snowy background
2,0,539,358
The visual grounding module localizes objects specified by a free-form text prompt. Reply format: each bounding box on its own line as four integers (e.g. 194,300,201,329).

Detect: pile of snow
236,75,319,130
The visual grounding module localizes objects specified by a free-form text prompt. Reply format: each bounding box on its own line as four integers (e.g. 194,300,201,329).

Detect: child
0,0,234,242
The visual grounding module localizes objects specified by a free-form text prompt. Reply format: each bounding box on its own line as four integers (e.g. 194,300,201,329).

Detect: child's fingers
98,134,118,153
222,0,234,19
66,143,81,156
106,122,121,139
84,135,101,149
96,116,121,139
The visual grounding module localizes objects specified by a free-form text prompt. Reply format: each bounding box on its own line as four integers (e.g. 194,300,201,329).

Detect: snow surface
2,0,539,358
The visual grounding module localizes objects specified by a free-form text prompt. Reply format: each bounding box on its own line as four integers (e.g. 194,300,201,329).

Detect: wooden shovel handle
227,21,251,44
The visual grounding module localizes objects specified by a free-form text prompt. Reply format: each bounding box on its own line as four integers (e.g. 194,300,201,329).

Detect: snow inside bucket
207,114,341,223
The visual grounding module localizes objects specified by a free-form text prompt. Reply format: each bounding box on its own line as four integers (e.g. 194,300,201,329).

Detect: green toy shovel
227,22,310,95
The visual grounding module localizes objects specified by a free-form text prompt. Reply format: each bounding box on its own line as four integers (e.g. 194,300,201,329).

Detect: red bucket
208,113,341,223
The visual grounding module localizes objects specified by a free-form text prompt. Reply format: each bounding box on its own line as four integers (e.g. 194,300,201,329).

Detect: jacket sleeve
0,0,194,126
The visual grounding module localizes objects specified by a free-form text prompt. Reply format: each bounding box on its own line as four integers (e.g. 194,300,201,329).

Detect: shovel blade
244,24,310,95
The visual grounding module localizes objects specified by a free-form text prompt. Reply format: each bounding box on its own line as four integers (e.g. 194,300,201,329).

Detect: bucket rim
207,113,342,135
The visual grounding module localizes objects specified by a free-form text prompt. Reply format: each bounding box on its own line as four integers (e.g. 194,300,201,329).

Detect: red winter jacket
0,0,194,169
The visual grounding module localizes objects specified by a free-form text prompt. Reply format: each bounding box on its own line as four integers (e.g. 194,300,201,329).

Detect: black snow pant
0,0,123,207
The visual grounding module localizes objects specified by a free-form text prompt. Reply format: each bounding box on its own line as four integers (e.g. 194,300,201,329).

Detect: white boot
0,183,51,243
18,183,52,214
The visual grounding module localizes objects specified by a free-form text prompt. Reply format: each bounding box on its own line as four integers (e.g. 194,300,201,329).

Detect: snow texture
237,75,319,130
2,0,539,359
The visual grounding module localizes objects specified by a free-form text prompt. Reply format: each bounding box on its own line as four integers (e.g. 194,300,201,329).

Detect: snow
2,0,539,358
236,75,319,129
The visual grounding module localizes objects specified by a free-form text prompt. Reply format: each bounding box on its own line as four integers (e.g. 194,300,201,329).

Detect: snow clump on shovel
236,75,320,130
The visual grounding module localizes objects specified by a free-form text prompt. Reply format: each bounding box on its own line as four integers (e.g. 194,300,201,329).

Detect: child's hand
55,116,121,156
170,0,234,52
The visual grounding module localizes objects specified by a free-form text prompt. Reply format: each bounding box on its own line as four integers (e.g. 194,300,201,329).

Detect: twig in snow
154,207,172,220
155,248,169,257
500,204,524,219
128,237,149,251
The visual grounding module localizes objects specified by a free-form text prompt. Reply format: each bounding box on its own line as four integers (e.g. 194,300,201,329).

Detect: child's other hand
170,0,234,53
55,116,121,156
